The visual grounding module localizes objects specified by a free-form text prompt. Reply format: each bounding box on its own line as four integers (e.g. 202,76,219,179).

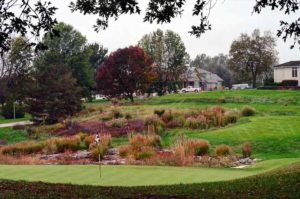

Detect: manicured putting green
0,158,299,186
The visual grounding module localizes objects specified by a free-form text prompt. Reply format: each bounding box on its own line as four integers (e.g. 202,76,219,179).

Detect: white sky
52,0,299,63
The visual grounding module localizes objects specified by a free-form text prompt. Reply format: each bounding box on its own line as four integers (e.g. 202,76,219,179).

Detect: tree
228,30,278,88
191,54,232,87
0,37,33,104
34,22,94,99
27,65,82,124
85,43,108,71
139,29,189,95
96,46,155,102
1,0,300,53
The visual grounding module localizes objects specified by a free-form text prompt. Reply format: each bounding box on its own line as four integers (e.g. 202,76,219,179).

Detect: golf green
0,158,299,186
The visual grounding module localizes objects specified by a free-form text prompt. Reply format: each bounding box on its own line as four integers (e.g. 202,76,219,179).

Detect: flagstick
99,152,102,178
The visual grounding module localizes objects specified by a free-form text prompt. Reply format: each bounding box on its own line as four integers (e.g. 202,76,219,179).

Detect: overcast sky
52,0,299,63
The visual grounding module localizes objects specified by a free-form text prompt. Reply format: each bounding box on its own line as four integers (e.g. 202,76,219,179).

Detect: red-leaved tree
96,46,156,102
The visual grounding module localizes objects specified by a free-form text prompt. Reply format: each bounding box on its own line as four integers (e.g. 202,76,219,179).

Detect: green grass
161,116,300,160
1,90,300,197
0,158,299,186
0,127,29,144
0,113,31,124
3,162,300,199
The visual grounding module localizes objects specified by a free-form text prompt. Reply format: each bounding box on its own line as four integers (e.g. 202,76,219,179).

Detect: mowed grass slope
0,158,299,186
163,116,300,159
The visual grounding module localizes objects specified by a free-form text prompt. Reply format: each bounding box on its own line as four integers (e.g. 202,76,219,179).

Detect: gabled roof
183,67,223,83
274,60,300,68
210,74,223,83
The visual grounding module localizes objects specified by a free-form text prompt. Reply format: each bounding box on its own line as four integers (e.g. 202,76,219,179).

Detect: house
274,60,300,86
183,67,223,90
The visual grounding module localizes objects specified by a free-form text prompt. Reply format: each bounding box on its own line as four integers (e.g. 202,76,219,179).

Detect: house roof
274,60,300,68
183,67,223,83
210,74,223,83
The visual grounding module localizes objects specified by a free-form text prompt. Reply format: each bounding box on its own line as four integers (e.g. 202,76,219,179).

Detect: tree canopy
34,22,95,99
27,65,82,124
0,36,33,103
228,29,278,88
1,0,300,53
139,29,189,95
96,46,156,102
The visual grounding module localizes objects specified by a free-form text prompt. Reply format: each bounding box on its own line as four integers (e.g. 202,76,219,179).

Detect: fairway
0,158,299,186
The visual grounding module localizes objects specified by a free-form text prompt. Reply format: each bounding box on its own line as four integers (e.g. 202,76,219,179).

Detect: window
292,67,298,77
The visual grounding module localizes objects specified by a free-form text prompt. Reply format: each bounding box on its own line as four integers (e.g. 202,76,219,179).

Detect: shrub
129,133,162,149
215,145,232,156
45,135,82,154
144,115,165,134
185,139,210,156
110,108,123,119
281,80,298,87
242,142,252,158
1,102,25,119
1,141,45,156
224,110,240,124
90,145,106,160
135,146,156,160
84,135,95,148
119,145,132,157
125,113,133,119
185,116,208,129
154,109,165,117
241,106,256,117
171,143,194,166
119,134,161,160
161,110,173,123
89,134,112,160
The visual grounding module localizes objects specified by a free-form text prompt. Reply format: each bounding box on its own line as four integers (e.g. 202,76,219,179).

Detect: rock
72,150,90,159
237,157,255,165
107,148,118,155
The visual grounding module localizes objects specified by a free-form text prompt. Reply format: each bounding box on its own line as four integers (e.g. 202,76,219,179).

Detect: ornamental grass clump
224,109,240,125
154,109,165,117
215,145,232,156
119,134,162,160
110,108,123,119
0,141,45,156
44,135,82,154
185,139,210,156
161,110,174,123
185,116,208,129
89,134,112,160
241,106,256,117
242,142,252,158
145,115,165,134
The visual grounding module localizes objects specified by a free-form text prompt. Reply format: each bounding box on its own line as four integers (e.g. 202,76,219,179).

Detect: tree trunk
129,95,134,103
252,74,257,88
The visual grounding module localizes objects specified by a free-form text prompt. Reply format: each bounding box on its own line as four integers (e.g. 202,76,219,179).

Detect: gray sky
52,0,299,63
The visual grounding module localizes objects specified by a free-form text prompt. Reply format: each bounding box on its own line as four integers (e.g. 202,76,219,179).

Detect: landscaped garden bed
0,105,257,167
